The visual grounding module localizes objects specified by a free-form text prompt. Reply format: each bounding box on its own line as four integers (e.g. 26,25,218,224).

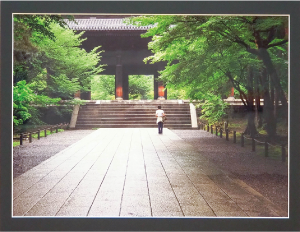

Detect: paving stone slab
13,128,286,217
180,205,215,217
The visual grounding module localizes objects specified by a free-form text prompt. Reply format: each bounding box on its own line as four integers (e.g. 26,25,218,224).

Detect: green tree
31,23,104,99
128,75,153,100
91,75,115,100
14,14,71,66
13,81,35,126
13,15,105,126
13,80,61,126
91,75,154,100
165,83,187,100
127,15,288,138
199,92,229,125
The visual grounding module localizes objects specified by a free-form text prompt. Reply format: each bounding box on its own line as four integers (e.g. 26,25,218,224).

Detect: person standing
156,106,165,134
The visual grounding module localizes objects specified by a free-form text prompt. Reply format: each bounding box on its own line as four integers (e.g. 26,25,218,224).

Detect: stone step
78,113,191,117
77,120,192,125
80,106,189,109
77,120,191,124
79,111,190,115
77,115,190,119
81,105,190,109
78,118,190,122
75,124,193,129
85,100,189,104
80,107,189,110
77,116,191,122
75,102,193,129
80,108,190,112
83,102,190,106
83,103,190,105
81,106,190,110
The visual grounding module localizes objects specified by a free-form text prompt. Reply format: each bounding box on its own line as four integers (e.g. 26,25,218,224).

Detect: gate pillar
123,73,129,100
115,55,123,100
154,72,167,100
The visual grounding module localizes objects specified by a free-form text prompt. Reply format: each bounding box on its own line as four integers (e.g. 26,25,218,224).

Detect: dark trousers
158,122,163,134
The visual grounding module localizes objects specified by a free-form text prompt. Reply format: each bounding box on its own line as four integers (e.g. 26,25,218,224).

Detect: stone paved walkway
13,128,286,217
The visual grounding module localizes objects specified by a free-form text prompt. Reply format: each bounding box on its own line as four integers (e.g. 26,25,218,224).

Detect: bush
197,93,229,125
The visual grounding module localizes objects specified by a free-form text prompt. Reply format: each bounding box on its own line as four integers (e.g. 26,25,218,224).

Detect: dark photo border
1,1,299,231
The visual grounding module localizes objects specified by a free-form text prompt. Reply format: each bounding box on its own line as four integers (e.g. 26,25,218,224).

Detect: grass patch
199,113,289,163
258,129,268,135
255,143,287,160
31,129,64,138
228,123,244,128
13,128,65,147
13,141,20,147
209,129,287,162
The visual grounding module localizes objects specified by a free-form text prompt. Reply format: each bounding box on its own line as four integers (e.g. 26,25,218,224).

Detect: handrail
198,122,287,162
14,123,69,146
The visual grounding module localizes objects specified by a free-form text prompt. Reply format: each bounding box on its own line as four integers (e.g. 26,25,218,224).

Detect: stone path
13,128,286,217
172,129,288,213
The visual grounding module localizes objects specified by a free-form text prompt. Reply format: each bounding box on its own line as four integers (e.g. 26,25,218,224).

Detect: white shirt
156,109,165,123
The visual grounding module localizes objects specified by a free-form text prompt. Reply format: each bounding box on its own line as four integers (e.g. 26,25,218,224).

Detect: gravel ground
172,129,288,214
13,130,94,178
13,128,288,215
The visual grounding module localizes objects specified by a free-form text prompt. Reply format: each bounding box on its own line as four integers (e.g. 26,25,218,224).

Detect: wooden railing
198,123,287,162
13,123,69,145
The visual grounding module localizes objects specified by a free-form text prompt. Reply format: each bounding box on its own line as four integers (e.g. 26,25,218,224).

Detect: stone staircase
75,100,194,129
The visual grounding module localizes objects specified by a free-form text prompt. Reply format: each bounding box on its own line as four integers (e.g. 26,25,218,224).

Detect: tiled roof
65,18,152,31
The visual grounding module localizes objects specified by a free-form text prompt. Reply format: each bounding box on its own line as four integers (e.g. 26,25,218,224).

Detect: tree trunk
256,95,263,128
258,48,288,120
244,66,258,137
254,71,263,128
261,69,277,139
270,74,274,108
225,69,258,137
245,109,258,137
263,90,277,139
274,87,279,119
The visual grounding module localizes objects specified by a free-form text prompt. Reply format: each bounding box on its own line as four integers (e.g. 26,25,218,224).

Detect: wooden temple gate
67,15,167,100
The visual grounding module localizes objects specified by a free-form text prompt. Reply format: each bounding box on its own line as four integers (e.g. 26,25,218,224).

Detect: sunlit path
13,128,285,217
